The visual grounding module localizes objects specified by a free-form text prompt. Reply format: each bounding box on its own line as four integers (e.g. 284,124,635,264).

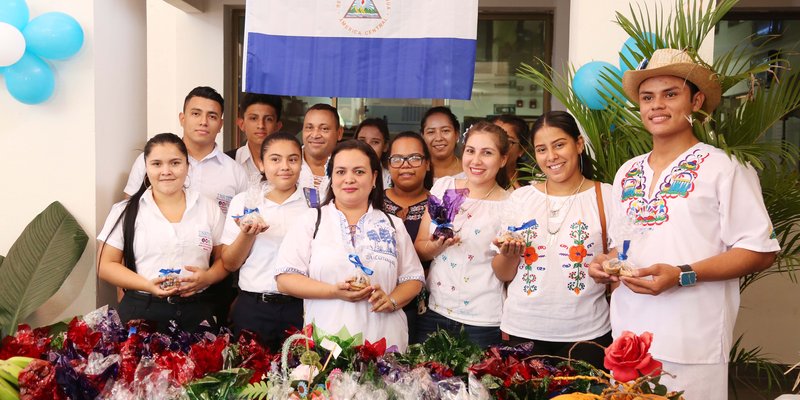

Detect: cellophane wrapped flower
18,358,64,400
0,324,52,359
428,188,469,240
237,330,277,383
188,332,230,379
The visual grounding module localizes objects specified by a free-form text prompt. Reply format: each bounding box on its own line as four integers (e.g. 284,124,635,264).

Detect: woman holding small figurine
275,140,425,351
492,111,612,368
97,133,227,333
414,121,511,348
221,132,308,350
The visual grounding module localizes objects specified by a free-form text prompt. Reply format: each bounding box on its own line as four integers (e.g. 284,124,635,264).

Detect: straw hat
622,48,721,114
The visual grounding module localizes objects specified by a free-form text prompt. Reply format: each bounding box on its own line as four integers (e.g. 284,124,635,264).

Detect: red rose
603,331,663,382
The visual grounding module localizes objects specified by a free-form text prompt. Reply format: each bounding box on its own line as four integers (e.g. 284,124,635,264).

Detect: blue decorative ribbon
158,268,181,276
231,207,260,220
508,219,537,232
348,253,374,276
433,221,454,229
618,240,631,261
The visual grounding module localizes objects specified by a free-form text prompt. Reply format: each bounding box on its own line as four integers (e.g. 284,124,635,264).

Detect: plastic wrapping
428,188,469,240
237,177,271,227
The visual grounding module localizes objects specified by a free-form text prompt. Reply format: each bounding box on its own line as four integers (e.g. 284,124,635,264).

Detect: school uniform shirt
221,187,308,293
232,144,263,182
426,176,509,327
275,202,425,351
499,184,612,342
123,146,248,215
97,188,224,282
297,150,330,205
609,142,779,364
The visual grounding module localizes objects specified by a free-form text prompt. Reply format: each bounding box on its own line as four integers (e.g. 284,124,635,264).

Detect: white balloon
0,22,26,67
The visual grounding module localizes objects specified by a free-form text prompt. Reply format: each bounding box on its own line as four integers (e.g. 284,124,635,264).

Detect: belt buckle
259,293,270,303
167,296,177,304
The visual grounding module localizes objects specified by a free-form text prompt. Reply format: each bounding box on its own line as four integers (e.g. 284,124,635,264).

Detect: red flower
155,351,195,385
604,331,663,382
0,324,51,360
188,334,229,378
355,338,386,362
117,334,144,384
568,245,587,262
523,246,538,265
18,359,65,400
65,318,102,355
238,331,277,383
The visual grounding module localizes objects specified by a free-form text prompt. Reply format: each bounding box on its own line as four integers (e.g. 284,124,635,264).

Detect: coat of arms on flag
344,0,382,19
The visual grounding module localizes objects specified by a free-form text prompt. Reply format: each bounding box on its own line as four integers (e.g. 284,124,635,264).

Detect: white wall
0,0,146,327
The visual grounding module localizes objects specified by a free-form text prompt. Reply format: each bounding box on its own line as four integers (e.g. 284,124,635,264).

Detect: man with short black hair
124,86,248,215
298,103,343,205
226,93,283,180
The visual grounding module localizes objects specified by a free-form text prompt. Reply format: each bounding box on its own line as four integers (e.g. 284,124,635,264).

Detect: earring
579,154,584,173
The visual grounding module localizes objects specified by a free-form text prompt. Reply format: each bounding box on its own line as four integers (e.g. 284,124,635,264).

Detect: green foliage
237,380,272,400
0,202,88,338
397,329,483,376
729,335,788,398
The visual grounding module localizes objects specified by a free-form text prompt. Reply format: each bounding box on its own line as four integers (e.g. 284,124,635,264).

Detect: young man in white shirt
123,86,248,215
588,48,779,399
225,93,283,180
299,103,343,206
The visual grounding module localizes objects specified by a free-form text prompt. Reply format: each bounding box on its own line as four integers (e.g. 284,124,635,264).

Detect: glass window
714,16,800,147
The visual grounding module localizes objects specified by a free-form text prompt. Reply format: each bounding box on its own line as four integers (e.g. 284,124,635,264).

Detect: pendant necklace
544,177,585,236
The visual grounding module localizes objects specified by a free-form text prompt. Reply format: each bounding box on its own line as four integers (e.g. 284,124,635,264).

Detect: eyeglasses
389,154,425,168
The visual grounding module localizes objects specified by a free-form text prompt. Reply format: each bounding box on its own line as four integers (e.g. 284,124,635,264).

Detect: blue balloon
0,0,29,30
4,52,55,104
572,61,624,111
23,12,84,60
619,32,659,72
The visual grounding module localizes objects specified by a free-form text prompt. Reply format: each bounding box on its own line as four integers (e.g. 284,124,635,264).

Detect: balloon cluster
571,32,659,110
0,0,83,104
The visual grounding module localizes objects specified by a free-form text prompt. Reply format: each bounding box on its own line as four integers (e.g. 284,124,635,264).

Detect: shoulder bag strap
594,181,608,254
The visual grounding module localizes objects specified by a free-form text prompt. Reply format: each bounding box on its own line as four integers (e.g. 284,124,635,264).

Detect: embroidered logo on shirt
216,193,233,215
365,221,397,258
621,149,709,226
197,230,213,252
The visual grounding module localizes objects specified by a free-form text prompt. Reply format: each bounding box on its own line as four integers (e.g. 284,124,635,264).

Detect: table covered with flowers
0,307,682,399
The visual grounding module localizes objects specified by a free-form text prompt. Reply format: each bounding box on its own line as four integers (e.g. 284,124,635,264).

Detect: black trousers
230,292,303,352
504,331,613,370
118,291,217,334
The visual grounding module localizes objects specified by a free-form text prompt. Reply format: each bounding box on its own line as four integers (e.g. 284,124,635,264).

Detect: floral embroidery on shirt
559,220,593,295
621,149,709,226
513,219,545,295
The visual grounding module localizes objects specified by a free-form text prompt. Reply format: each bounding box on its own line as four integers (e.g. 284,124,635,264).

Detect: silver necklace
544,177,585,235
454,183,499,234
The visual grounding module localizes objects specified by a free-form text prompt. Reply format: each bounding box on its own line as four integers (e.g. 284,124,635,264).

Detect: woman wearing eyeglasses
382,131,434,342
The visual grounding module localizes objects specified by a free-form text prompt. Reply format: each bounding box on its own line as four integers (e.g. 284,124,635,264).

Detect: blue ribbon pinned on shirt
348,253,374,276
618,240,631,261
158,268,181,276
507,219,537,232
231,207,260,220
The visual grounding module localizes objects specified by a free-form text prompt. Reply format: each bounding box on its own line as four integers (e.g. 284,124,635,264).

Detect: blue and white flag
243,0,478,100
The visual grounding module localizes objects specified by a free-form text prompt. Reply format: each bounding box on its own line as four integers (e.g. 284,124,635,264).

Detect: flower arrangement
0,307,684,399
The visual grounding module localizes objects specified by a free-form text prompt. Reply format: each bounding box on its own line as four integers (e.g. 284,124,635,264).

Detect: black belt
126,290,211,305
240,290,300,304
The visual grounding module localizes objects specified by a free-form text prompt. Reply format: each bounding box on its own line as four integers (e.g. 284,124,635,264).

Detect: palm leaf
0,202,88,337
237,380,271,400
729,334,787,398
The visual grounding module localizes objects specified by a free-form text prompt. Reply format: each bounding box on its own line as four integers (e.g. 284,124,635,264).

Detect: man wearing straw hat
588,48,779,398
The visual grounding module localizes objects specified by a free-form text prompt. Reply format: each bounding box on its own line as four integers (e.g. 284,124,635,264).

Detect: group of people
97,49,779,398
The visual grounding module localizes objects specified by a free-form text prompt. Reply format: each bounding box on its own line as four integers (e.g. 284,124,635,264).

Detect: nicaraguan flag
243,0,478,100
